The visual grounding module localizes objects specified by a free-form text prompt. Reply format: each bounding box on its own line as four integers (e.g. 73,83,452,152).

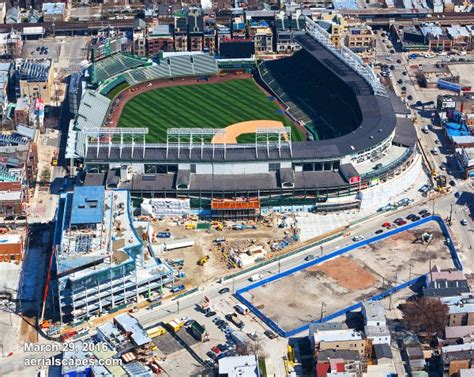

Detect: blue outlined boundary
235,216,462,337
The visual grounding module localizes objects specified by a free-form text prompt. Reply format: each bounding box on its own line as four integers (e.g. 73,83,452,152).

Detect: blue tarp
445,122,471,138
70,186,105,225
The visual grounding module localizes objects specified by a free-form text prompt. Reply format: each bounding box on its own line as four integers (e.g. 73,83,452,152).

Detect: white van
249,274,263,282
235,304,249,315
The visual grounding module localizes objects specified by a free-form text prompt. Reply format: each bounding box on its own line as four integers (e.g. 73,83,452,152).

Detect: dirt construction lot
150,219,289,287
243,224,456,332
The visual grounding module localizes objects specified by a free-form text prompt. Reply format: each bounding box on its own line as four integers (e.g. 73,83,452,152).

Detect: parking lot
242,222,456,333
21,39,62,62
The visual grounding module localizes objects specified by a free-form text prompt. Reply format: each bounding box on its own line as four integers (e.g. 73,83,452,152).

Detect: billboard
349,176,361,184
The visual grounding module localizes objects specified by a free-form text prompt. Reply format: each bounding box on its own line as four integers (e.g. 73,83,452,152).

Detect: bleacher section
90,53,150,85
121,54,218,86
258,49,362,141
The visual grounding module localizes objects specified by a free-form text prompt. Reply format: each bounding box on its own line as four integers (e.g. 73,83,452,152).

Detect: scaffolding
210,198,261,221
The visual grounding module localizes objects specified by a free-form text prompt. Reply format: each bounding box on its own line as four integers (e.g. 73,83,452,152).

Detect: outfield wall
235,215,462,337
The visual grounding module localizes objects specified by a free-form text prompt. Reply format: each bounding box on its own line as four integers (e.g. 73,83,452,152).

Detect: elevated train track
2,12,474,35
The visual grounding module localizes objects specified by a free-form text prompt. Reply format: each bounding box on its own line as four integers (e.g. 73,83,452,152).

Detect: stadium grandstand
89,52,150,86
67,17,420,215
97,52,218,94
258,49,363,140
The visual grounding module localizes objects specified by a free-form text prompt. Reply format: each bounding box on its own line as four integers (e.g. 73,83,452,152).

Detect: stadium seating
121,54,218,86
90,53,149,85
259,49,362,141
169,55,194,76
192,55,219,75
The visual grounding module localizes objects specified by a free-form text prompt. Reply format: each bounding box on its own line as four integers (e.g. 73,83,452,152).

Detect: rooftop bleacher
90,53,149,85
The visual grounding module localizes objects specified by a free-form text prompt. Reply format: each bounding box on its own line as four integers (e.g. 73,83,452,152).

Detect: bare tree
401,297,449,335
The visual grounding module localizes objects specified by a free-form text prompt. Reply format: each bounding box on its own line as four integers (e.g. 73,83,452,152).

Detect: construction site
147,213,295,287
242,223,457,333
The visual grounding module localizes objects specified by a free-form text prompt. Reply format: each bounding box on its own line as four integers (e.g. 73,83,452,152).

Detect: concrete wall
358,154,422,210
195,162,270,175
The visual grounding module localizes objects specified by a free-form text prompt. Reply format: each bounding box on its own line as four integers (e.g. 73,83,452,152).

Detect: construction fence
235,215,462,337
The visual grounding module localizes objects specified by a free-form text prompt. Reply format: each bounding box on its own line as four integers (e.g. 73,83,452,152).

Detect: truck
249,274,263,282
438,79,462,93
170,284,185,294
166,319,184,333
147,325,167,337
231,224,257,231
226,313,245,329
164,239,194,251
235,304,249,315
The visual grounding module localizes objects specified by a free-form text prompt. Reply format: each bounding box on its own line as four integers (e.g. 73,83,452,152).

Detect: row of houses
436,94,474,179
128,8,376,58
309,301,396,376
419,267,474,376
394,23,474,52
1,2,65,24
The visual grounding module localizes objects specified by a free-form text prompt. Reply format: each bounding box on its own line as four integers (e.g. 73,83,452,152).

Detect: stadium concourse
67,17,419,216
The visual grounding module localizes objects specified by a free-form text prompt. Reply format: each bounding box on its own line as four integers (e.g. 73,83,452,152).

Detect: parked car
382,222,391,228
352,235,365,242
218,287,230,294
304,254,315,262
375,229,384,235
461,219,468,226
410,216,421,222
264,330,277,339
406,214,417,220
247,332,259,341
419,209,428,215
421,212,431,218
205,311,217,318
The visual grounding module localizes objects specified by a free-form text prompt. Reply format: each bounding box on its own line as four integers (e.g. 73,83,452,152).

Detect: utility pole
320,302,325,320
278,260,281,274
449,204,453,226
320,245,323,257
177,300,180,314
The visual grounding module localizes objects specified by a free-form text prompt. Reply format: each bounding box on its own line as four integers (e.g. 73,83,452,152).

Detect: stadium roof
75,90,110,131
70,186,105,225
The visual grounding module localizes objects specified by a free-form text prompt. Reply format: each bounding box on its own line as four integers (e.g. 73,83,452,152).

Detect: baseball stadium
66,17,419,217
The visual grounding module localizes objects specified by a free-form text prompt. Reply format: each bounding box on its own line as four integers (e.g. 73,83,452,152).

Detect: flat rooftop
70,185,105,225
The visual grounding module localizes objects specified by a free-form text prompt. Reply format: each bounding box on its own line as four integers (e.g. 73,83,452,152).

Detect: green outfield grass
118,78,305,143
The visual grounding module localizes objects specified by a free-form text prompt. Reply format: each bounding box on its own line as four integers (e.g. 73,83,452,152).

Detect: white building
362,301,386,327
362,301,391,345
218,355,260,377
